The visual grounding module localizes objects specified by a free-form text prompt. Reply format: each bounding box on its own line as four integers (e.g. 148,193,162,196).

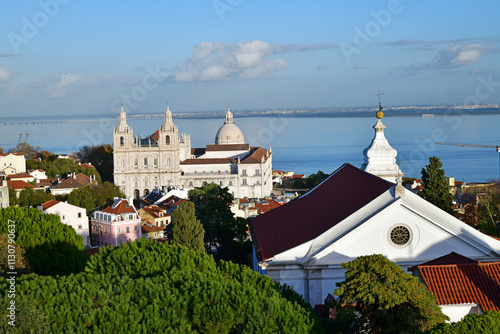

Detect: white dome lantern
215,107,245,145
361,102,403,183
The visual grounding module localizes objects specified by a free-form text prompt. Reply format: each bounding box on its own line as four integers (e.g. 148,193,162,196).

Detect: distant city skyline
1,1,499,118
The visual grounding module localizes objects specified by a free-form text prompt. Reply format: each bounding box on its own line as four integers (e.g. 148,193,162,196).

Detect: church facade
113,107,273,199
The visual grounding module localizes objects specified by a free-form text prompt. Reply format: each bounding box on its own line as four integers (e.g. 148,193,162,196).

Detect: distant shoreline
1,104,499,123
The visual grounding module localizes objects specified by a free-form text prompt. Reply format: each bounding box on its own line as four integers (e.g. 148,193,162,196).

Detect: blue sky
0,0,499,118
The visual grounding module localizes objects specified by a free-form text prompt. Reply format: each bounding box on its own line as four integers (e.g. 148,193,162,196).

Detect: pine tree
419,156,454,214
169,201,205,252
334,254,447,333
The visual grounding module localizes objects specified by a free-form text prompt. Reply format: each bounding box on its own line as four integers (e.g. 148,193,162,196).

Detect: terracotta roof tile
249,163,394,261
103,199,137,215
240,147,270,164
51,177,85,189
141,224,165,233
408,252,478,272
417,262,500,311
7,180,36,190
40,199,60,210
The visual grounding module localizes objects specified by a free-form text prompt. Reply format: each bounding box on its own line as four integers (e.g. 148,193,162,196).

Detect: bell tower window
120,136,124,146
166,135,170,145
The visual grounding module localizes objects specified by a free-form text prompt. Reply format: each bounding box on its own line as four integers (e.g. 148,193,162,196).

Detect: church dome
215,108,245,145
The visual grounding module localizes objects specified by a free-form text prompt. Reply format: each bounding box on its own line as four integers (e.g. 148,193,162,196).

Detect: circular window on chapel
388,224,412,248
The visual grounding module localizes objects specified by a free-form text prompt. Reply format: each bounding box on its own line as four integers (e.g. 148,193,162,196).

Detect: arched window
120,136,124,146
134,189,140,200
166,135,170,145
144,189,150,196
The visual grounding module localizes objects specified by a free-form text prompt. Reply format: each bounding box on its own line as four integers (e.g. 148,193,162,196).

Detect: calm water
1,113,500,182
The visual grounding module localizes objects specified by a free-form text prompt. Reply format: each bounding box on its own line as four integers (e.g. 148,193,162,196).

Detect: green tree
10,142,42,160
306,170,329,188
334,254,446,333
419,156,454,214
75,144,114,182
189,183,249,262
0,296,49,333
68,182,125,213
168,201,205,252
427,310,500,333
0,207,86,276
17,188,55,208
0,234,30,276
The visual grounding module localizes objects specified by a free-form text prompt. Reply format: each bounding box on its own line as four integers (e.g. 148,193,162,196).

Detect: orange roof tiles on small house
40,199,60,211
102,198,136,215
415,261,500,312
7,180,36,190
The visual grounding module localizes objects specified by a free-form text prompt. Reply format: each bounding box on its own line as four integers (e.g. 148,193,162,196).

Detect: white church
113,106,273,200
249,103,500,314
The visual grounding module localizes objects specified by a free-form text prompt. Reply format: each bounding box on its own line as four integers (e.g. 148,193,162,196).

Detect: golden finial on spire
375,91,384,119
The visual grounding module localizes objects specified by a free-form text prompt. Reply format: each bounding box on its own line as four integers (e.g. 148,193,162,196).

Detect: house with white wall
0,153,26,175
38,200,89,246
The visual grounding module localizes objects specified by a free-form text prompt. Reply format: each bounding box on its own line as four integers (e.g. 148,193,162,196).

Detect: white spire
163,104,174,130
225,106,234,124
117,105,130,132
361,102,403,182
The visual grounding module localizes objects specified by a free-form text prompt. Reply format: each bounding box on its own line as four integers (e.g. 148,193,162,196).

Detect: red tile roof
141,224,165,233
408,252,478,272
249,163,394,261
50,177,85,189
417,262,500,311
7,180,36,190
103,199,137,215
140,205,168,218
255,200,283,214
80,163,94,169
8,173,33,180
40,199,60,211
240,147,270,164
205,144,250,151
292,174,305,179
0,153,23,157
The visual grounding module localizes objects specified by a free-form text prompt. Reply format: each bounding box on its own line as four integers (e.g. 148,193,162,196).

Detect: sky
0,0,499,118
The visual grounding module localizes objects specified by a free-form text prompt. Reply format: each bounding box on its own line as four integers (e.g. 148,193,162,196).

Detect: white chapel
249,104,500,307
113,106,273,200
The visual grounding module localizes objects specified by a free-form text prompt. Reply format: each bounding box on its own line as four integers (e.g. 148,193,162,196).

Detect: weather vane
376,91,383,106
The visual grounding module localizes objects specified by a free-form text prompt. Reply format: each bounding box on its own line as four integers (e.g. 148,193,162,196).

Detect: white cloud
173,40,335,82
40,72,102,98
0,67,14,84
406,43,493,73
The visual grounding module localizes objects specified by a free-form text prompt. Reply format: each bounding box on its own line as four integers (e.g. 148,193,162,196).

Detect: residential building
30,169,47,182
113,106,272,200
38,200,89,246
50,173,97,196
141,224,165,240
7,172,34,183
409,252,500,322
7,180,37,198
0,153,26,175
90,198,141,247
138,205,171,228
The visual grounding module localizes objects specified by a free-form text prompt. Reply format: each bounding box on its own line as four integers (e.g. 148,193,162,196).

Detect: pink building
91,198,141,247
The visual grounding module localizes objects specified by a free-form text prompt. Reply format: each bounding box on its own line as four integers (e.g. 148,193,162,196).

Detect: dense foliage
306,170,330,188
462,181,500,237
13,187,55,208
75,144,113,182
27,157,101,182
168,201,205,252
0,207,86,276
334,254,446,333
419,156,454,214
427,310,500,333
0,240,321,333
0,234,30,276
189,183,249,263
67,182,125,213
